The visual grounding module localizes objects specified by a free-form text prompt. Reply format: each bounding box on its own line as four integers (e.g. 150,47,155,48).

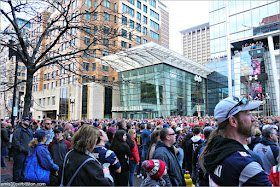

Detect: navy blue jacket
33,143,59,171
140,129,152,158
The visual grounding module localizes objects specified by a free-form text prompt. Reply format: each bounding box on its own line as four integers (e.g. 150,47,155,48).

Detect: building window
84,10,91,21
94,0,98,8
103,38,109,47
122,3,134,17
93,49,96,58
39,99,42,106
122,15,127,25
43,98,46,106
93,37,97,46
143,4,147,13
150,30,159,41
150,9,159,20
83,49,90,59
129,20,134,28
85,0,92,8
136,23,141,32
83,36,90,46
104,0,110,9
136,36,141,44
102,75,108,83
92,63,96,71
104,12,110,22
121,41,127,48
121,29,127,38
83,62,89,71
137,12,141,20
52,96,55,105
103,50,109,56
143,38,147,44
94,12,98,20
114,15,116,23
82,75,90,83
149,0,156,8
103,25,110,35
83,25,91,34
150,20,159,30
143,26,147,35
102,65,109,72
92,75,96,82
137,1,141,9
113,40,116,47
129,43,132,48
47,97,50,105
143,16,147,24
129,32,132,40
127,0,134,5
114,3,117,11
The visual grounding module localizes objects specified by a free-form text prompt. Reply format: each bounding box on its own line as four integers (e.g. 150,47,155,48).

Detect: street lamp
194,75,202,117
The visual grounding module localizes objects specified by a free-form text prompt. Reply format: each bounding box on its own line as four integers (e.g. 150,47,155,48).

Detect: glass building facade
119,64,206,118
209,0,280,58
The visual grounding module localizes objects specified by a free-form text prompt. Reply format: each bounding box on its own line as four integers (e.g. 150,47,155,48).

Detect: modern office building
29,0,169,120
180,23,210,65
100,42,213,118
207,0,280,115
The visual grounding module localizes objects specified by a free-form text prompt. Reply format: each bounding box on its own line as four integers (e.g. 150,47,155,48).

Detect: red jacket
269,165,279,187
129,137,140,164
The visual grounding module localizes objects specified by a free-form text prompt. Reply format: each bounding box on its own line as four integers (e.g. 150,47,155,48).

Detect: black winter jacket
60,149,113,186
153,141,186,186
1,127,9,147
12,124,33,154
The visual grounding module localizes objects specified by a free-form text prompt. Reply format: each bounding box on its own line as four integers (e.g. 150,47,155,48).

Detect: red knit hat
142,159,166,179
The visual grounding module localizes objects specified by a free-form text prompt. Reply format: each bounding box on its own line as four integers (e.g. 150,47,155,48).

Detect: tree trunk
23,69,34,118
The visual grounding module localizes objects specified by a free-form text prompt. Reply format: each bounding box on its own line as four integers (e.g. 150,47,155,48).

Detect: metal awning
97,42,213,78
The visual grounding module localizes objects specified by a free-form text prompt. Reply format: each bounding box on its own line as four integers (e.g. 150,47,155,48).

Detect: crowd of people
1,97,279,186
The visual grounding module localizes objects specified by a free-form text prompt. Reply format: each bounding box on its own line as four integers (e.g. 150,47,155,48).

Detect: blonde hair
71,125,99,153
128,129,136,137
43,118,51,123
29,139,39,148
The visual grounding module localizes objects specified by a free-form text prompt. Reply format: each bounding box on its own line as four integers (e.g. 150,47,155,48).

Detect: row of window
39,96,55,106
122,3,159,21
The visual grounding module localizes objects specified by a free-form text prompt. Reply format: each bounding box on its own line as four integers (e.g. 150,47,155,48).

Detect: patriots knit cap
142,159,165,179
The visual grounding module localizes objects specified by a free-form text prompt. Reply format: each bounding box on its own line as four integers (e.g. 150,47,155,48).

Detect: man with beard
43,118,54,145
12,117,33,182
199,97,271,186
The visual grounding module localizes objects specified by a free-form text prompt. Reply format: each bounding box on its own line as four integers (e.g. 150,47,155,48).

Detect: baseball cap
176,127,183,132
163,124,169,128
53,126,64,133
22,117,30,121
214,96,261,124
34,130,48,141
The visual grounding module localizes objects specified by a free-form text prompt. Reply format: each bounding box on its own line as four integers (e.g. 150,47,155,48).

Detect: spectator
140,159,167,187
1,122,9,167
140,123,152,178
253,125,279,174
42,118,54,146
153,127,186,186
199,97,271,186
105,127,116,149
269,163,279,186
48,126,71,167
110,130,133,186
12,117,33,182
147,130,161,160
59,125,113,186
248,128,262,150
63,123,74,142
182,133,193,172
93,129,121,183
136,123,145,178
116,120,135,149
128,129,140,186
243,137,263,167
25,130,59,184
192,126,214,186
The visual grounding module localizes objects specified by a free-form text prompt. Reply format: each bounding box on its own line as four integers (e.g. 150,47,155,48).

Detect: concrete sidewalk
1,157,13,183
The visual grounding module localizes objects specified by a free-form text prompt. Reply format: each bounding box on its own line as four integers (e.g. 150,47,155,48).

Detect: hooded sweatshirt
253,137,279,174
204,137,271,186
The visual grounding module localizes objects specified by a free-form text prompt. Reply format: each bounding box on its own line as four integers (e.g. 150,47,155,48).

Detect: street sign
197,105,201,112
13,107,18,116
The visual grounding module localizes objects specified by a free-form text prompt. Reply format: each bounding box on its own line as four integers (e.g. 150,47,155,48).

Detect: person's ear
229,116,238,128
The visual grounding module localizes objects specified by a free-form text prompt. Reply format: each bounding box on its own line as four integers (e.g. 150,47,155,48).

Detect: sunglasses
168,133,175,136
226,97,248,118
45,123,52,125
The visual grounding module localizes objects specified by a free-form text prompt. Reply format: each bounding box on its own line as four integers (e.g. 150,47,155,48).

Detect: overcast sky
163,1,209,54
